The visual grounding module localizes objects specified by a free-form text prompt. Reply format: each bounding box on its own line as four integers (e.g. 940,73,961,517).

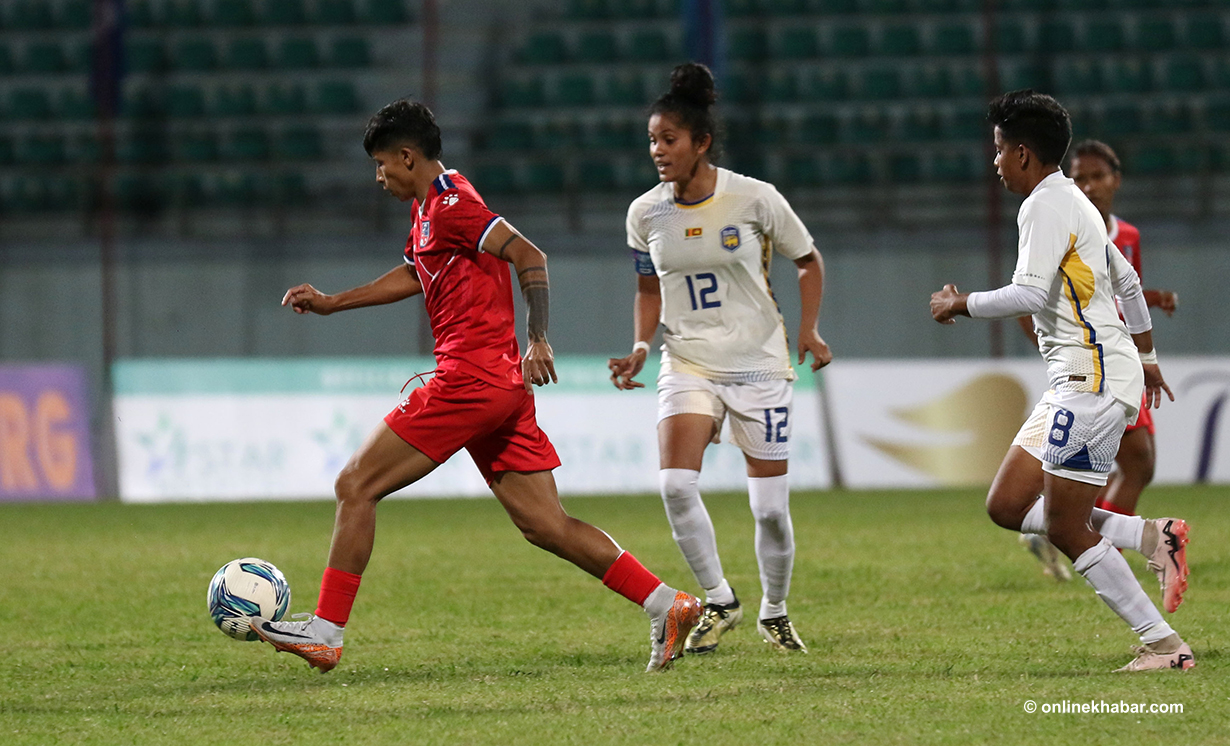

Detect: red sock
1095,497,1135,517
315,567,362,627
601,551,662,606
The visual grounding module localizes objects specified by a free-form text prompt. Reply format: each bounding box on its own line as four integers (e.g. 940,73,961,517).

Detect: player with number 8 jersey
610,63,832,656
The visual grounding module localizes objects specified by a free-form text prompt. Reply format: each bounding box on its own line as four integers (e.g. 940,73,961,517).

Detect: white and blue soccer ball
207,558,292,641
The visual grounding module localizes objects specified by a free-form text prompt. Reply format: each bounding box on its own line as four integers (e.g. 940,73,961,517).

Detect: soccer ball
207,558,292,641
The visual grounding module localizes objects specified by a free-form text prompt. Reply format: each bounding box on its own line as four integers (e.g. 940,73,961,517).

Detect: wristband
1139,349,1158,365
632,341,651,355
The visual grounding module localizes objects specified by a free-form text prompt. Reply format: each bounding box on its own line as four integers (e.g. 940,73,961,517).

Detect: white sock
311,616,345,647
749,474,793,619
1090,509,1145,553
659,468,725,592
1020,497,1047,534
1073,538,1173,644
705,578,736,607
642,583,674,619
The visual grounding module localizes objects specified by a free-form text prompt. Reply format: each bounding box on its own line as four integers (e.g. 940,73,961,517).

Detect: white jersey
1012,170,1145,415
626,168,815,383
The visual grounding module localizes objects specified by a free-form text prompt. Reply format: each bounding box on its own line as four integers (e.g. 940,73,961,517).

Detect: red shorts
384,369,560,483
1126,392,1155,434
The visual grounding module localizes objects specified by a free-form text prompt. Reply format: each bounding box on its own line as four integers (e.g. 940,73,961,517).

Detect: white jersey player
609,63,832,655
930,90,1192,673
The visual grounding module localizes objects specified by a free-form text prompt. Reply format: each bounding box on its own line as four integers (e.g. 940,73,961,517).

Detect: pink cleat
646,591,702,672
1147,518,1190,613
1117,640,1195,672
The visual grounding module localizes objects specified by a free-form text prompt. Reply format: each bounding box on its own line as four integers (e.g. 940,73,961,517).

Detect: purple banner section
0,364,96,502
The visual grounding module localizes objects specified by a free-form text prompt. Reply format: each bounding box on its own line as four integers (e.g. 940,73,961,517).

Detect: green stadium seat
0,44,12,74
1214,58,1230,89
266,0,309,25
756,116,790,146
214,0,256,25
10,88,51,119
879,25,920,56
119,130,168,163
363,0,410,24
226,38,268,69
122,86,163,118
723,70,755,103
764,70,798,102
215,172,264,206
993,22,1027,54
174,38,218,70
215,85,258,116
888,153,921,183
556,74,595,106
860,66,900,99
784,156,822,187
1185,13,1225,49
999,61,1047,92
317,0,357,24
846,111,890,143
519,31,568,64
1105,58,1153,93
947,103,988,141
128,1,158,27
525,161,565,192
66,40,92,73
275,127,323,159
127,39,167,73
951,65,985,96
911,66,952,98
6,1,55,29
1083,18,1125,52
1164,55,1207,91
728,28,766,61
273,171,310,205
779,28,819,59
800,68,849,101
576,31,619,62
578,159,617,191
485,122,534,150
174,173,210,206
863,0,908,12
61,0,92,29
501,77,545,107
932,23,977,55
117,173,165,211
0,137,13,164
24,42,67,73
725,0,762,16
1146,101,1194,134
817,0,859,12
1037,19,1076,54
566,0,609,18
1100,103,1142,136
164,0,203,27
588,120,638,149
830,25,871,56
279,37,319,68
9,177,81,212
534,120,581,150
1136,18,1176,51
166,85,207,117
932,150,978,182
1205,97,1230,131
901,109,943,141
59,88,96,120
175,130,219,161
19,134,66,165
316,81,359,113
266,83,308,114
605,74,645,105
472,164,517,194
628,30,673,61
827,154,872,184
1130,145,1175,176
612,0,657,19
228,128,270,160
330,37,371,67
798,114,839,144
770,0,809,14
1053,59,1103,95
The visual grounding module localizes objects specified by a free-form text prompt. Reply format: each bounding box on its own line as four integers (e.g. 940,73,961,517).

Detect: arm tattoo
518,266,550,342
494,234,517,260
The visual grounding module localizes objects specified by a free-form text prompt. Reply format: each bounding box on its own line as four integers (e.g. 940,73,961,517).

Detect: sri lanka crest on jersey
721,225,740,251
420,220,431,247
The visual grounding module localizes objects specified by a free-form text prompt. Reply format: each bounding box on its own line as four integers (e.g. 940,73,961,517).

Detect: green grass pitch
2,486,1228,745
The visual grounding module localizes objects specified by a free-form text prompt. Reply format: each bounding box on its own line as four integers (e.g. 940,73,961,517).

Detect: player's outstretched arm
608,274,661,390
281,265,422,315
930,284,969,324
481,221,558,391
795,249,832,371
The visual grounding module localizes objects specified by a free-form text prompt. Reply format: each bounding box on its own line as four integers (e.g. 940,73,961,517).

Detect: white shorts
657,370,793,461
1012,389,1130,486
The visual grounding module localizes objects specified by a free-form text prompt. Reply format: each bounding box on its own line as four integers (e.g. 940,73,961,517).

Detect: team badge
419,220,431,247
685,227,703,238
720,225,740,251
442,194,458,207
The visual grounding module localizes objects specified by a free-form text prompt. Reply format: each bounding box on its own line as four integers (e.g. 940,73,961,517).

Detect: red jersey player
250,99,701,673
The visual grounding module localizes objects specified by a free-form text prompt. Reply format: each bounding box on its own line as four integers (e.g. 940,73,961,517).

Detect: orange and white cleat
646,591,702,672
1147,518,1190,613
250,613,343,673
1116,639,1195,672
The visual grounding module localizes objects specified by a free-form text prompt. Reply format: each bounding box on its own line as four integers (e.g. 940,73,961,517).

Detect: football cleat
685,595,744,655
1020,534,1073,582
1116,640,1195,672
250,613,343,673
1146,518,1189,614
757,615,808,653
646,591,702,672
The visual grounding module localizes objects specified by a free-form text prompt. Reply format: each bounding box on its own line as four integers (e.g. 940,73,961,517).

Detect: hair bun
669,62,717,108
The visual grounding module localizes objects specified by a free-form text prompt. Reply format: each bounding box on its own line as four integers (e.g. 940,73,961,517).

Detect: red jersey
1108,214,1142,281
404,170,522,390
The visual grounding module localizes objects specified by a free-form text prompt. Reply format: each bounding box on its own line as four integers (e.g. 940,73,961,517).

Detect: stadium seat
330,37,371,67
18,134,67,165
800,68,849,101
1083,18,1125,52
951,64,985,96
215,85,259,116
830,24,871,56
993,21,1027,54
265,0,309,25
226,38,269,69
59,88,96,120
728,27,766,61
1037,19,1076,54
879,25,920,56
1210,142,1230,172
174,38,218,70
931,150,978,182
278,37,320,68
1053,59,1104,95
578,159,617,191
6,1,54,29
472,164,517,194
756,116,790,146
273,171,311,205
901,109,943,141
60,0,91,28
164,0,203,27
128,1,157,27
1130,145,1175,176
863,0,908,12
1105,58,1153,93
1205,97,1230,131
628,30,673,61
888,153,921,183
214,0,256,25
779,28,820,59
317,0,357,24
612,0,659,19
501,77,545,108
860,66,901,99
9,88,51,119
175,130,219,161
215,171,263,205
725,0,762,16
947,103,988,141
1185,13,1225,49
1099,103,1142,136
518,31,568,64
485,122,534,150
998,61,1047,92
783,155,822,187
275,127,324,159
122,86,163,118
604,74,645,105
24,41,67,73
588,120,638,149
166,85,207,117
119,130,169,163
846,110,890,143
931,23,977,55
363,0,410,24
576,31,619,63
798,114,839,144
173,173,210,207
126,39,167,73
66,40,92,73
817,0,859,12
827,153,872,184
266,83,308,114
0,43,12,74
227,128,270,160
316,81,359,113
534,120,581,150
566,0,609,18
911,65,952,98
1146,101,1195,134
9,177,80,212
0,137,13,164
556,74,595,106
1136,18,1176,51
764,70,798,102
1164,55,1207,91
525,161,565,192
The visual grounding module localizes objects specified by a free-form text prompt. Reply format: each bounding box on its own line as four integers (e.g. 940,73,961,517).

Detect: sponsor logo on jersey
442,194,459,207
685,227,703,238
720,225,740,251
419,220,431,247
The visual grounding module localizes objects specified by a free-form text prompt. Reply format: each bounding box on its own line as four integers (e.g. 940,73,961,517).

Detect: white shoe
250,613,343,673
